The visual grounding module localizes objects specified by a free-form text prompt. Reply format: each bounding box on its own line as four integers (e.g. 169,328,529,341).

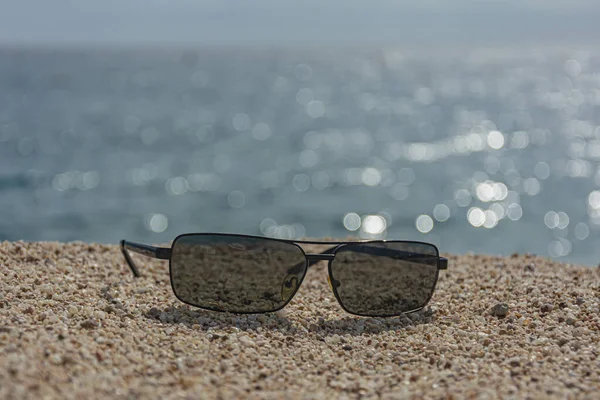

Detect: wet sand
1,241,599,399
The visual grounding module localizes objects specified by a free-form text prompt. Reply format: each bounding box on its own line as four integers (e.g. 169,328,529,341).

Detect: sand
0,241,599,399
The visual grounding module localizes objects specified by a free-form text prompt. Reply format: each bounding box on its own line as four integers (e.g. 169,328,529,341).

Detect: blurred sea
1,45,600,265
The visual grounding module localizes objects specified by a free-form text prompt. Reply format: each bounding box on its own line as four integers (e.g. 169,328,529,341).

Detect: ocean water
1,45,599,265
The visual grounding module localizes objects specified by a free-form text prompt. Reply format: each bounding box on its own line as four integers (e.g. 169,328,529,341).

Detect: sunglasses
120,233,448,317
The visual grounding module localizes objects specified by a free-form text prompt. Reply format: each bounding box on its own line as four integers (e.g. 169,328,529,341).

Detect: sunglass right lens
329,242,439,316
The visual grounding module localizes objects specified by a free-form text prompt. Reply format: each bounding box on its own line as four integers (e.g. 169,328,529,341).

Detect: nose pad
327,276,340,291
281,275,299,301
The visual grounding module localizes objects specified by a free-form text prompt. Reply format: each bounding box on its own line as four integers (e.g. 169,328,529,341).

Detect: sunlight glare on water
2,45,600,264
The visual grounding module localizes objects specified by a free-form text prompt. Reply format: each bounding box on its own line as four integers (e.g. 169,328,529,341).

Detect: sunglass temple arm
292,245,448,273
439,257,448,270
348,245,449,270
120,240,172,278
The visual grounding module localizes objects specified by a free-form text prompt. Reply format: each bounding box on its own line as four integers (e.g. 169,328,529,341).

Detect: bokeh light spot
294,64,313,81
260,218,277,236
565,59,582,77
252,122,272,140
523,178,541,196
433,204,450,222
343,213,361,231
232,113,251,131
574,222,589,240
306,100,325,118
487,131,505,150
455,189,472,207
362,167,381,186
534,162,550,180
299,149,318,168
227,190,246,208
146,213,168,233
416,215,434,233
292,174,310,191
467,207,486,227
507,203,523,221
483,210,498,229
362,215,387,235
166,177,188,195
544,211,559,229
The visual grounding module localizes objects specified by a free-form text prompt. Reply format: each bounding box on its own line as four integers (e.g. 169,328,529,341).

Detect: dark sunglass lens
170,235,307,313
330,242,439,316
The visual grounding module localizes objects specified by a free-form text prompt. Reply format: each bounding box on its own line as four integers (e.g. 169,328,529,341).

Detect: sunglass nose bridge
306,253,335,262
281,275,299,301
326,275,340,291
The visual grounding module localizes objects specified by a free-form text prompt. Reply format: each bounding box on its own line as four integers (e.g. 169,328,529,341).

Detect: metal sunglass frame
120,233,448,317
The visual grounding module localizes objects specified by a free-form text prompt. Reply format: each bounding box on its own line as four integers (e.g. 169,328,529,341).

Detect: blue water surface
1,45,599,265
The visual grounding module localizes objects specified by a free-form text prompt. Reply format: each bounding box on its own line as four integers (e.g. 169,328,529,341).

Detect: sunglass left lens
170,235,307,313
329,242,439,317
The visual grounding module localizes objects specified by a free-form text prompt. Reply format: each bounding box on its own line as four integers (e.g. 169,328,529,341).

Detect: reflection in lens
170,235,307,313
330,242,439,316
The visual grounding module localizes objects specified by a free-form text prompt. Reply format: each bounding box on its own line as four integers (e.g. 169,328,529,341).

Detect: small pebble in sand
93,311,106,320
491,303,509,318
67,305,78,317
540,303,553,313
507,358,521,367
80,319,99,329
525,263,535,272
49,354,63,365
